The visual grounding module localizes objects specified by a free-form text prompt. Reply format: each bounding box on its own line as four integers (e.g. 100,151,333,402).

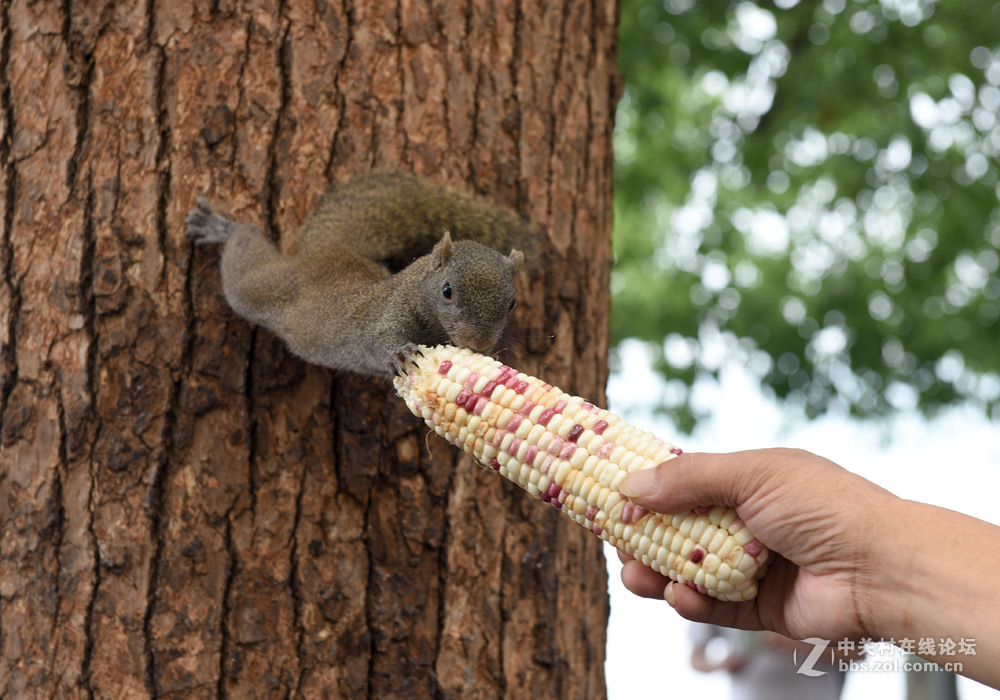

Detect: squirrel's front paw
389,343,423,376
186,195,233,245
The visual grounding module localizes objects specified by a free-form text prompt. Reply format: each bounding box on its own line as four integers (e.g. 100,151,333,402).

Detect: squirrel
186,172,532,377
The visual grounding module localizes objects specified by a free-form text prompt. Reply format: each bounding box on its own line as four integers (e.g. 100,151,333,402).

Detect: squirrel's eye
442,282,453,300
508,299,517,312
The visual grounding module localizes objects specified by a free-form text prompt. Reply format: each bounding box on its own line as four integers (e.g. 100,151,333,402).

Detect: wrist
861,497,999,670
855,495,924,642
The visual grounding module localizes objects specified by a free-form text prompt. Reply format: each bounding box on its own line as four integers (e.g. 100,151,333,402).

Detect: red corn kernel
538,409,555,426
592,525,602,536
745,540,763,558
456,389,472,408
438,360,452,375
481,380,498,398
553,399,567,413
539,490,551,503
566,424,584,443
690,547,704,564
473,398,487,415
585,505,599,521
670,447,683,455
558,443,575,460
524,445,539,466
597,442,614,459
632,506,647,521
515,380,530,394
490,458,501,471
518,401,535,416
696,505,711,514
509,438,523,456
548,483,562,500
463,392,479,411
592,420,609,435
506,414,523,432
622,502,634,524
464,371,479,389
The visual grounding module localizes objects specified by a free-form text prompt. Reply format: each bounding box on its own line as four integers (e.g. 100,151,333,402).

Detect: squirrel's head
423,231,523,352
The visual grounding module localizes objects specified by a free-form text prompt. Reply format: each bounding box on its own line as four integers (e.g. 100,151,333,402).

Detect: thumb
619,451,761,515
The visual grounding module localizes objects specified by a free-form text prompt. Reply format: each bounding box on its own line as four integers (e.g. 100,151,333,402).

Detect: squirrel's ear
430,230,453,269
508,249,524,274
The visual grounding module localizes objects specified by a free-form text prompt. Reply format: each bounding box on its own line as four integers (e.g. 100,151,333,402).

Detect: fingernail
664,582,676,607
620,468,656,499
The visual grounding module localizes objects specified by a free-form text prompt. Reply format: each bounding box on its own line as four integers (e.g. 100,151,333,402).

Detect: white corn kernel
554,461,572,484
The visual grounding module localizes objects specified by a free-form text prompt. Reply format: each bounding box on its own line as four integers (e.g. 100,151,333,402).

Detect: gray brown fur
186,173,529,377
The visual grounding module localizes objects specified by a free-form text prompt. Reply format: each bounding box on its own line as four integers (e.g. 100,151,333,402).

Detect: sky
603,339,1000,700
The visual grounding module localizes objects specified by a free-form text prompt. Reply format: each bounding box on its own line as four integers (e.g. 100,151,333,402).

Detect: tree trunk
0,1,618,697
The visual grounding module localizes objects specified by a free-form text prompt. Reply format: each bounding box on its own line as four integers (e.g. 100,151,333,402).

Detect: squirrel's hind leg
186,196,234,245
187,197,299,333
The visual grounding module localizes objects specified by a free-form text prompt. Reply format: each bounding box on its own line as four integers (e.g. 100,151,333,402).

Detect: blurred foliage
613,0,1000,432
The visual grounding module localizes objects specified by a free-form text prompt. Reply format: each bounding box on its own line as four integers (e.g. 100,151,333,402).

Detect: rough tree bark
0,0,618,697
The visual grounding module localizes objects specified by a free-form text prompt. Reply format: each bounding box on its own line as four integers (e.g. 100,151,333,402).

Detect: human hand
618,449,895,644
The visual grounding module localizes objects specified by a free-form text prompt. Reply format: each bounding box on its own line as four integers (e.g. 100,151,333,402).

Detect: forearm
864,496,1000,686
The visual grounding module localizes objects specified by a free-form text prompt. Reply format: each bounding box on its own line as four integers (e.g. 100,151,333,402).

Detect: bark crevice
325,0,355,178
431,474,452,700
362,463,377,699
144,419,169,699
142,2,174,695
0,0,14,674
216,516,236,699
0,0,20,449
265,0,290,241
289,449,307,696
148,0,172,290
394,0,408,163
233,18,252,175
51,395,68,683
79,177,100,700
510,0,524,212
245,333,259,522
548,0,572,236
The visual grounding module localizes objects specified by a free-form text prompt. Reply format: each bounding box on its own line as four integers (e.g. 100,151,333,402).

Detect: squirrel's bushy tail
297,172,536,263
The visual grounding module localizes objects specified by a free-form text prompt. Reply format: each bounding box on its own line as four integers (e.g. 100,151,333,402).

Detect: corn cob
393,345,770,601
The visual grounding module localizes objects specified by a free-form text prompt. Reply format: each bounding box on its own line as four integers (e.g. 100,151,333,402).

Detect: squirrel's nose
466,336,497,352
454,327,501,353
